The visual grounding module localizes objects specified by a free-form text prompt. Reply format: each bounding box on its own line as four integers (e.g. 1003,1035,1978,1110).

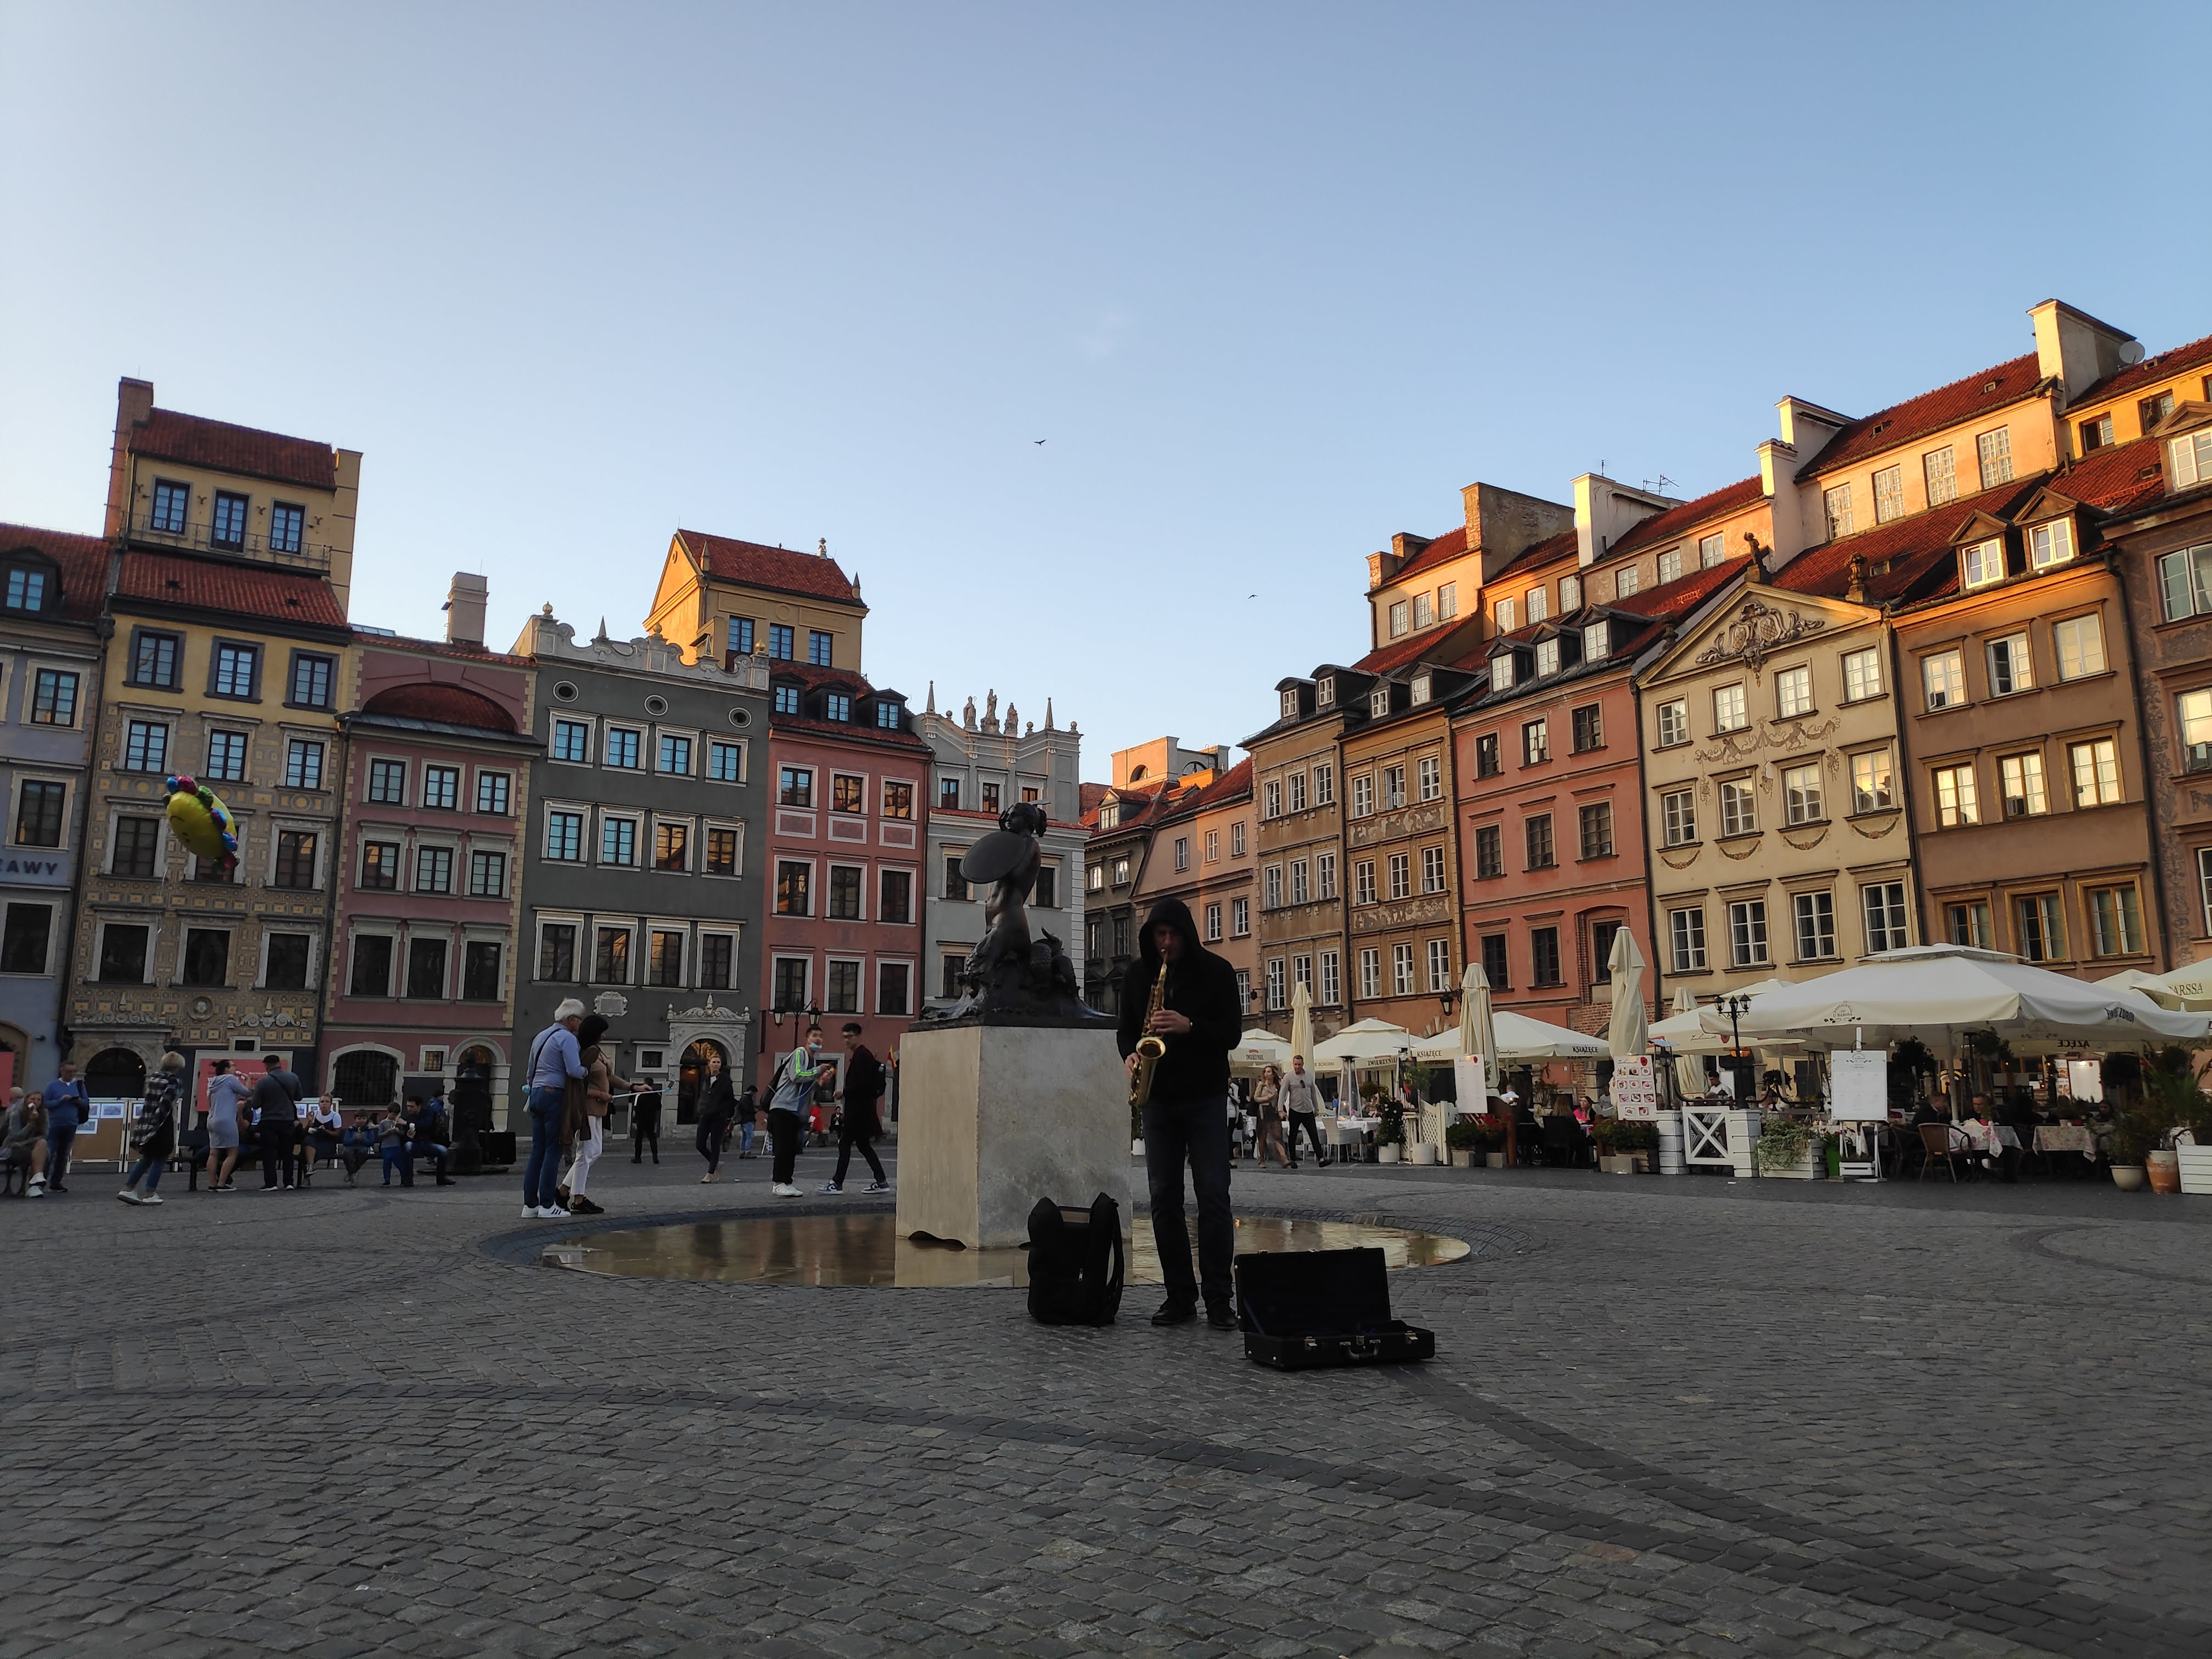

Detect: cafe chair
1917,1123,1969,1183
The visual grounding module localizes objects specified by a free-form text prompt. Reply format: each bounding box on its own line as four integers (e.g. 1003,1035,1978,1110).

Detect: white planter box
1377,1144,1402,1164
1758,1151,1820,1180
2177,1145,2212,1196
1409,1142,1438,1165
1597,1153,1637,1175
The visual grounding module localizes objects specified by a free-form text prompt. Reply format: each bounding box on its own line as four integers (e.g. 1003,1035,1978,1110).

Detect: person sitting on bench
301,1095,344,1184
336,1113,376,1185
3,1088,50,1196
403,1097,455,1186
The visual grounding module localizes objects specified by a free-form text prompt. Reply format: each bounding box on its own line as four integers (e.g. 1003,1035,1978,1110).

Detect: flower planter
1377,1143,1402,1164
1410,1143,1438,1166
1484,1152,1507,1169
1449,1148,1480,1168
2111,1164,2147,1191
2178,1145,2212,1196
1757,1150,1820,1180
1597,1153,1637,1175
2146,1150,2181,1195
1131,1138,1146,1157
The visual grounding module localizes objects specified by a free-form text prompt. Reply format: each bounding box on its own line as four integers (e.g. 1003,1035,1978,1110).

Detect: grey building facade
511,611,770,1126
0,525,109,1092
916,686,1085,1015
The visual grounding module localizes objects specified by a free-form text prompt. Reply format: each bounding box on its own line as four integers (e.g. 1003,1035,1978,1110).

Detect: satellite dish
2118,339,2146,366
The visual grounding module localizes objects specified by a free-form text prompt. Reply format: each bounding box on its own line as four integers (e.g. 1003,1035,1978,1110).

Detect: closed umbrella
1667,987,1706,1098
1459,962,1497,1105
1290,979,1315,1069
1605,928,1647,1060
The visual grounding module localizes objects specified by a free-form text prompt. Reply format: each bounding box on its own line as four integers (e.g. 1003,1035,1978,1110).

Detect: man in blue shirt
522,1001,588,1218
42,1062,90,1195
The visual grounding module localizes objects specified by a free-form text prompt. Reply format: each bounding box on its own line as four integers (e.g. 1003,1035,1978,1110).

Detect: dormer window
2028,518,2075,571
1280,687,1299,720
2168,427,2212,491
1410,674,1432,707
1388,601,1409,638
3,562,51,612
1369,685,1391,717
874,699,902,729
1492,653,1516,691
1560,575,1582,612
1099,801,1119,830
1535,638,1560,677
824,693,853,722
1582,621,1609,662
773,684,800,715
1316,677,1335,708
1962,539,2005,590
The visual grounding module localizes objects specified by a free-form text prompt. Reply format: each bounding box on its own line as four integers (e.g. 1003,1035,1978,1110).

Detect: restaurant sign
1610,1055,1657,1120
0,850,73,889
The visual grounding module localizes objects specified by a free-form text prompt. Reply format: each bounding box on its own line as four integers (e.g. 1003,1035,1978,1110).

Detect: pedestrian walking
254,1053,304,1190
1281,1055,1327,1166
630,1078,662,1164
4,1089,51,1196
821,1022,889,1195
118,1052,186,1205
1119,898,1243,1330
695,1052,737,1183
736,1083,760,1157
561,1014,626,1215
41,1061,89,1195
766,1033,823,1197
204,1060,248,1191
1254,1064,1291,1169
522,1000,589,1218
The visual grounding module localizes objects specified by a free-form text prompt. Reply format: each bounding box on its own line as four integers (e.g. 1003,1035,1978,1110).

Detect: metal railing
127,509,334,572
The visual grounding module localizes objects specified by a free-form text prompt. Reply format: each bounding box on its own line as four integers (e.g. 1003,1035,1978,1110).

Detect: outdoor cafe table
2034,1123,2099,1156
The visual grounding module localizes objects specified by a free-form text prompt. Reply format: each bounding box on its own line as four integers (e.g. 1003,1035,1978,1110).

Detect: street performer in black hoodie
1119,897,1244,1329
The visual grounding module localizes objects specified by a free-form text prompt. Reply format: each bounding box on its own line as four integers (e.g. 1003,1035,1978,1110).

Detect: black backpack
1025,1193,1124,1326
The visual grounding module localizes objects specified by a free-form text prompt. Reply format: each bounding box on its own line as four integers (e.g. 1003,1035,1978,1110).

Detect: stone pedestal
894,1022,1128,1249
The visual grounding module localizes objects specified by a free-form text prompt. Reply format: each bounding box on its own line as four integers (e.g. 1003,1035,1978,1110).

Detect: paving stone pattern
5,1148,2209,1658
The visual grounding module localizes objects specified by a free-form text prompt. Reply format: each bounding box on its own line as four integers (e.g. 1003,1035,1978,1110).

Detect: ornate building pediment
1692,600,1827,680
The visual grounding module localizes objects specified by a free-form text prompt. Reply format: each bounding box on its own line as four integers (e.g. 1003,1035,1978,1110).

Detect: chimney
1572,474,1677,569
1846,553,1869,604
1366,549,1401,590
2030,300,2139,414
1775,397,1851,468
104,377,157,539
1461,482,1574,578
445,573,488,646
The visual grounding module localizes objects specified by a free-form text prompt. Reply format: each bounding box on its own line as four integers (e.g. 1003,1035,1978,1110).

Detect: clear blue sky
5,3,2207,772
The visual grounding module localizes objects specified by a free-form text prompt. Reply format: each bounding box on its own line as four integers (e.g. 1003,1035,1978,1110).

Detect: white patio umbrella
1460,962,1497,1104
1414,1009,1609,1063
1289,980,1315,1069
1733,945,2212,1048
1605,928,1648,1059
1313,1017,1414,1062
1232,1028,1293,1071
1665,987,1707,1097
2100,959,2212,1011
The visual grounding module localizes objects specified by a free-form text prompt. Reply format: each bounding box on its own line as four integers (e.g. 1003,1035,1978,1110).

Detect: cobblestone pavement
5,1143,2209,1658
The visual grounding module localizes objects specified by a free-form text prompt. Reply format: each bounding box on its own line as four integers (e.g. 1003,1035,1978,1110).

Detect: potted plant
2136,1047,2212,1194
1444,1116,1495,1169
1376,1095,1406,1164
1752,1115,1819,1179
1611,1119,1659,1173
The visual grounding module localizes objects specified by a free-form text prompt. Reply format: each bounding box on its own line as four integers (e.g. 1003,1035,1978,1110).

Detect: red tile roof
1604,554,1752,620
1772,476,2043,603
1385,525,1469,586
1609,475,1766,555
1352,626,1467,675
1078,782,1109,818
130,409,339,491
113,550,347,628
359,632,527,665
2049,434,2169,516
677,530,863,606
0,522,109,622
2071,331,2212,408
767,660,877,698
1796,352,2044,482
358,683,517,733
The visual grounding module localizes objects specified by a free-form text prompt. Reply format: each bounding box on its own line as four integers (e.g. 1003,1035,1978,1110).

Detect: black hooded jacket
1117,898,1243,1102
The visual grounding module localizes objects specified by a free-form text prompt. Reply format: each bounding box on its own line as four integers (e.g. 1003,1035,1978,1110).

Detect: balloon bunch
164,774,240,875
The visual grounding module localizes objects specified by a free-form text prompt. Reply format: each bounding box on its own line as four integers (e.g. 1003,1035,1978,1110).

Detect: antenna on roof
1642,474,1675,494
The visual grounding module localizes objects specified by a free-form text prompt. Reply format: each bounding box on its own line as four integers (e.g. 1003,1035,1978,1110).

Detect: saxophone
1128,961,1170,1109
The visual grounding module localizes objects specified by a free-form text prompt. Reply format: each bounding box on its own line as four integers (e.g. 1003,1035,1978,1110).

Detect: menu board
1609,1055,1657,1121
1829,1049,1889,1122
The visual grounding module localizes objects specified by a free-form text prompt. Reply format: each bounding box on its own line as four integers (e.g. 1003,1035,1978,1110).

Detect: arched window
85,1047,146,1101
332,1050,399,1109
676,1039,730,1125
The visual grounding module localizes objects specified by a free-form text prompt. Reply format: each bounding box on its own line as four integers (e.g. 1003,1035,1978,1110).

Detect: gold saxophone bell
1130,961,1169,1109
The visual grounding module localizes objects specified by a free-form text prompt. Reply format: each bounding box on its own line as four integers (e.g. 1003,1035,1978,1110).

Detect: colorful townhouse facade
1129,757,1257,1015
0,526,109,1092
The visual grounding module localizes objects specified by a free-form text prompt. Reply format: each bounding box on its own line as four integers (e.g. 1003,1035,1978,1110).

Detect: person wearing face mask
765,1032,823,1198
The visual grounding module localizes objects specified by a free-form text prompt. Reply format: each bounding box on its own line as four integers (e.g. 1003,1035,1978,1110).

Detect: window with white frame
1369,685,1390,717
1388,601,1408,638
1383,766,1404,809
1317,851,1336,897
1320,949,1339,1005
1850,749,1894,812
2016,893,2065,963
1522,719,1548,765
1728,899,1769,968
1719,779,1757,836
1412,593,1433,628
1526,586,1547,623
1925,445,1958,506
1823,483,1854,539
1612,565,1639,599
1923,650,1965,710
1783,763,1822,824
1280,687,1298,721
1416,755,1441,801
2054,614,2106,680
1775,665,1813,718
1388,851,1410,900
1661,788,1696,846
1410,674,1431,707
1583,622,1609,661
1264,864,1282,908
1948,902,1994,948
1392,942,1414,996
1863,882,1911,953
1976,427,2014,489
1426,938,1450,992
1313,763,1334,805
1987,632,2033,696
1842,647,1883,702
1230,821,1245,856
1290,858,1309,904
2180,688,2212,772
1316,677,1335,708
1713,683,1747,732
2029,518,2074,570
1793,891,1835,960
1873,465,1905,524
1286,771,1306,812
1263,779,1282,819
2157,544,2212,621
2088,884,2143,957
2168,429,2212,490
1560,574,1582,611
1230,896,1249,936
2198,848,2212,934
1203,902,1222,942
1657,548,1683,585
1669,906,1706,972
1354,859,1375,904
1266,957,1285,1011
1656,699,1688,746
1962,539,2003,589
2000,752,2048,818
1491,653,1515,691
1698,531,1726,568
1204,829,1219,862
1358,947,1380,1001
1438,583,1456,619
1420,845,1445,892
1497,597,1516,631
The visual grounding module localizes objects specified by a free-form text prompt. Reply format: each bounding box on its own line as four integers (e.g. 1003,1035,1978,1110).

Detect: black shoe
1150,1300,1198,1326
1205,1305,1238,1331
436,1176,455,1186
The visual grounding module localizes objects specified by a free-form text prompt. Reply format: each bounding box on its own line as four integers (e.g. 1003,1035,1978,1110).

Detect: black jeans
832,1122,885,1187
696,1118,726,1173
768,1110,802,1185
1143,1092,1234,1310
1288,1111,1325,1164
632,1119,660,1162
260,1120,298,1187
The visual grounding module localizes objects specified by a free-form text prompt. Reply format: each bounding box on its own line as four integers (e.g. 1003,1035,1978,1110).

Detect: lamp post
1715,993,1753,1101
